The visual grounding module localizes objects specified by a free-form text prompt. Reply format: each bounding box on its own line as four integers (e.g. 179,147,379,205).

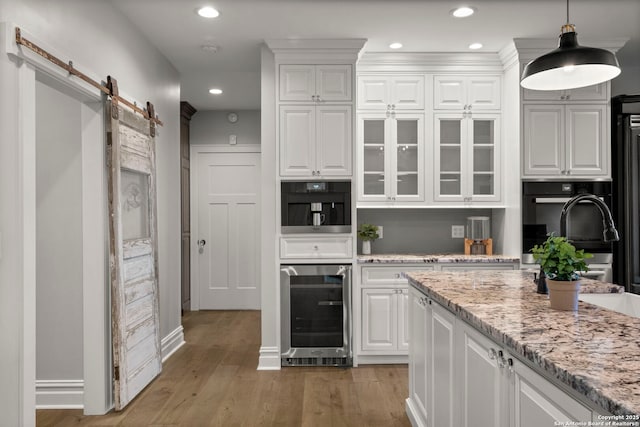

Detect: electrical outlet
377,226,383,239
451,225,465,239
229,134,237,145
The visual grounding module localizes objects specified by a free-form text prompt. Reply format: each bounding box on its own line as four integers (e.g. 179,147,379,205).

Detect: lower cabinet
407,289,456,427
361,288,409,352
407,287,595,427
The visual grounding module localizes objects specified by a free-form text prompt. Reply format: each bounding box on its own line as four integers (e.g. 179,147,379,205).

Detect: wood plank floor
37,310,411,427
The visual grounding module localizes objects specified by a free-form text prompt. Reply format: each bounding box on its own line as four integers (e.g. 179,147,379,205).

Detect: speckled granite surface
357,253,520,264
405,270,637,415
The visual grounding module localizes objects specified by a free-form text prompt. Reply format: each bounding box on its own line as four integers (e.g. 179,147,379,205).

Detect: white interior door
106,103,162,411
197,151,261,309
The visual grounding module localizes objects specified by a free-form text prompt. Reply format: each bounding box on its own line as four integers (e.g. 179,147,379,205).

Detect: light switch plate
378,226,383,239
451,225,465,239
229,134,237,145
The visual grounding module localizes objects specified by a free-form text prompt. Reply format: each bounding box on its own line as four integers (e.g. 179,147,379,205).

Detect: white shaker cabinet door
430,301,456,427
361,289,397,351
279,105,316,176
408,289,430,426
457,322,506,427
565,104,608,177
279,65,315,102
510,356,591,427
316,105,352,176
522,105,564,176
316,65,352,102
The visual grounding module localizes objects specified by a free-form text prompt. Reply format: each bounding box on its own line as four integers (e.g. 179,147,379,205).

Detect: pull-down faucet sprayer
560,193,620,242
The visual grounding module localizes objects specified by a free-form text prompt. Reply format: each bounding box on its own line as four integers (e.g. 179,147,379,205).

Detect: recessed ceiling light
451,6,475,18
469,43,483,50
197,6,220,18
209,88,223,95
389,42,403,49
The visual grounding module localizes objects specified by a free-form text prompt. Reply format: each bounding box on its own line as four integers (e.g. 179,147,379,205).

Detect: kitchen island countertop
357,253,520,264
405,270,637,415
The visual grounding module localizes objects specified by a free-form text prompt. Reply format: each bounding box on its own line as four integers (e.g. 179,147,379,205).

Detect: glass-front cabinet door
392,114,424,202
359,113,389,202
358,113,424,204
434,113,500,203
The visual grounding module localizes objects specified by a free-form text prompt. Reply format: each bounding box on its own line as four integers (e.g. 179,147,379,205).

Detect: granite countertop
357,253,520,264
405,270,637,415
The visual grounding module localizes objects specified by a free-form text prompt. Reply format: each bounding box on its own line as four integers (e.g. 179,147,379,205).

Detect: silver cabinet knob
197,239,206,248
313,245,319,250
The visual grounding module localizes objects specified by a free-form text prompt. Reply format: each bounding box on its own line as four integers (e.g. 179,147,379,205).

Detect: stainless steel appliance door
280,264,352,362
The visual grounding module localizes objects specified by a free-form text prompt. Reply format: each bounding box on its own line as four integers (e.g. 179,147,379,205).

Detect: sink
579,293,640,318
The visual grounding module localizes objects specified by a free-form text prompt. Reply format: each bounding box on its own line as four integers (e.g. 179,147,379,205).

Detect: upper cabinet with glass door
434,113,500,204
358,112,424,205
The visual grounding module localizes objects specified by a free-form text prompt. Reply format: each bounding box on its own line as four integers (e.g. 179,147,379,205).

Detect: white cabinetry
280,104,352,177
280,235,352,259
434,76,501,111
440,263,518,272
358,113,424,204
510,357,591,427
522,104,608,178
407,287,457,427
361,288,409,352
280,65,352,102
522,82,608,102
358,75,425,110
407,286,598,427
434,113,500,203
457,321,507,427
359,265,433,359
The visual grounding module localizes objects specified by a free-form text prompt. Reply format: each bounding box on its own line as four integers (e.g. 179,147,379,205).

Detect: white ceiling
111,0,640,111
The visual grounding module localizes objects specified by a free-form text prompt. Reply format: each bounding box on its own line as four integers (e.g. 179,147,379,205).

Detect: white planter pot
362,240,371,255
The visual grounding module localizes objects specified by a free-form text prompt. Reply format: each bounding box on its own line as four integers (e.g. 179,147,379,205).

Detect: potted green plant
357,224,379,255
531,234,593,311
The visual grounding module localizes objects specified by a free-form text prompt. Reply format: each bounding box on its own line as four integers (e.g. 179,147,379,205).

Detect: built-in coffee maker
281,181,351,233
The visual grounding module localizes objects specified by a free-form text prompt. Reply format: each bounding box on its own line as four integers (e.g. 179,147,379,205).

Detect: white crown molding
357,51,504,73
265,39,367,64
498,41,520,71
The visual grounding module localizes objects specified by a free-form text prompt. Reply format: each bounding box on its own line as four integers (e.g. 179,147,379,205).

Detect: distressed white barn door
106,102,162,410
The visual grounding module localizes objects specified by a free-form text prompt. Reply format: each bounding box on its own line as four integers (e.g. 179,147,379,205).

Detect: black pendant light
520,0,621,91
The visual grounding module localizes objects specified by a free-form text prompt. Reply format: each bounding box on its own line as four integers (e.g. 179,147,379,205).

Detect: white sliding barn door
106,103,162,410
196,151,261,310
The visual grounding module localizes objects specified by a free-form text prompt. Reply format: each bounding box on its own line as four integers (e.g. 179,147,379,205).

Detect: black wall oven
522,181,613,265
280,264,352,367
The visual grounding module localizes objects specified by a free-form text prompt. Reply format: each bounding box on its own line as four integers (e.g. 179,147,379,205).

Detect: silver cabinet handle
488,348,497,360
318,301,342,306
391,104,396,110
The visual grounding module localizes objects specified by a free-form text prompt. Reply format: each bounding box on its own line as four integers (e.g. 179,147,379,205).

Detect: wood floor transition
36,310,411,426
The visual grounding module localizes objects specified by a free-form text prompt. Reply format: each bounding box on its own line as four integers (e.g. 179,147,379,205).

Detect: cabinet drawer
440,263,517,272
280,236,353,259
361,265,435,286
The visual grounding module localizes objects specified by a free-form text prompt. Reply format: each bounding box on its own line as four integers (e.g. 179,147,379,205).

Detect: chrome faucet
560,193,620,242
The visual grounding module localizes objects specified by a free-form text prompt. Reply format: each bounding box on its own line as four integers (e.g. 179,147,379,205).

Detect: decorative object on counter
357,223,379,255
531,234,592,310
520,0,621,91
464,216,492,255
533,268,548,294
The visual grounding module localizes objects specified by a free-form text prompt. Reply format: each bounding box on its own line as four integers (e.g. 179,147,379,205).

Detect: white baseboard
257,346,281,370
405,397,426,427
161,325,185,363
36,380,84,409
356,354,409,365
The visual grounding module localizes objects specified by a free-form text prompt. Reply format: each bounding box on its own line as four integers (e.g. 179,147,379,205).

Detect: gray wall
612,41,640,96
357,209,492,254
191,110,260,145
35,79,83,381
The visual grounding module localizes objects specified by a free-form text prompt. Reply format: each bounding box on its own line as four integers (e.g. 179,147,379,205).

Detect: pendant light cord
566,0,570,24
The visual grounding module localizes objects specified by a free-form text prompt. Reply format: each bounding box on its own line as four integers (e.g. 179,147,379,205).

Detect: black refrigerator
612,95,640,294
